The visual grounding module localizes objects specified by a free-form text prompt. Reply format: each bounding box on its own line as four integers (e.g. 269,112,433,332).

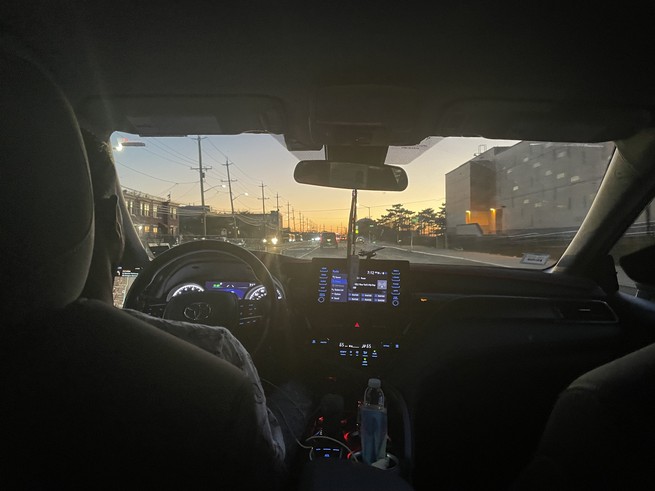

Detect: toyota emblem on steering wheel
183,302,212,321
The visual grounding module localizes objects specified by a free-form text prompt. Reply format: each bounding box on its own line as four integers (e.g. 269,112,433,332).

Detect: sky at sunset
111,132,519,232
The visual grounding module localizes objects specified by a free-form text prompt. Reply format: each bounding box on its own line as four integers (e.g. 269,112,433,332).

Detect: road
276,240,550,268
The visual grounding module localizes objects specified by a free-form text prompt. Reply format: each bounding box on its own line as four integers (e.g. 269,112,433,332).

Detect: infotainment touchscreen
313,258,408,309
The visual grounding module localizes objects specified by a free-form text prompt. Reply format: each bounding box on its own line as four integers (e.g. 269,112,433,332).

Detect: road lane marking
297,246,321,258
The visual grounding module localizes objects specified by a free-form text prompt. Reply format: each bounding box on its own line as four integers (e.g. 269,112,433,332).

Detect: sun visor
80,96,286,136
436,100,652,142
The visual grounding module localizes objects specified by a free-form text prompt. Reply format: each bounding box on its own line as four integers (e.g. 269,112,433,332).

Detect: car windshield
112,132,614,269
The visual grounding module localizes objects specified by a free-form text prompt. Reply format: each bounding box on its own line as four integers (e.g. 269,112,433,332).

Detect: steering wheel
123,240,280,356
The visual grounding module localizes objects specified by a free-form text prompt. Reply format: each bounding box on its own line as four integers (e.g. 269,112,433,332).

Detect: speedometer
244,285,283,301
167,283,204,301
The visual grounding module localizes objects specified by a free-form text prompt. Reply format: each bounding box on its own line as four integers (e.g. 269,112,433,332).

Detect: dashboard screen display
313,258,408,309
204,281,256,299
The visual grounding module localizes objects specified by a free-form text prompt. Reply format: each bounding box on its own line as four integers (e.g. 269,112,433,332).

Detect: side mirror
293,160,408,191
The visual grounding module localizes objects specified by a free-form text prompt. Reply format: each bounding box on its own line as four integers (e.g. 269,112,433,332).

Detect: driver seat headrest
0,50,94,324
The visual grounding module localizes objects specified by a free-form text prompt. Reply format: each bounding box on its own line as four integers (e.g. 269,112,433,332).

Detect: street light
231,192,248,238
357,203,371,218
113,138,145,152
357,203,373,242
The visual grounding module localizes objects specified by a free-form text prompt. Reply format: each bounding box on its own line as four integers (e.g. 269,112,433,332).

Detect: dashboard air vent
554,300,616,323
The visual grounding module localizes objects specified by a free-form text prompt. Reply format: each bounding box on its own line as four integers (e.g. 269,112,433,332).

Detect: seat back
513,342,655,489
0,48,282,489
0,50,94,325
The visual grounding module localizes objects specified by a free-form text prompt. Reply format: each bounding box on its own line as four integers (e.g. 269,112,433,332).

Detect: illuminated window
152,226,158,234
153,204,158,217
144,225,150,233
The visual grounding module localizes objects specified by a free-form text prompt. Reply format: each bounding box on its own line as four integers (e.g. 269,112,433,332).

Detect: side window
612,199,655,298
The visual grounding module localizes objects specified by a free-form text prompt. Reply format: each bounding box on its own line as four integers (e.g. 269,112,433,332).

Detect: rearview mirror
294,160,408,191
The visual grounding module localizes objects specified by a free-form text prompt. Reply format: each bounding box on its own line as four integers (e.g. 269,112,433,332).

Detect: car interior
2,3,655,490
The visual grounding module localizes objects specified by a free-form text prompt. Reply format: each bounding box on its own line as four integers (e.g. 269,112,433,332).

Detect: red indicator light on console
354,322,360,328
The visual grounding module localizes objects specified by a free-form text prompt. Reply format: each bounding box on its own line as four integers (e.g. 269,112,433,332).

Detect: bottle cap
368,378,381,388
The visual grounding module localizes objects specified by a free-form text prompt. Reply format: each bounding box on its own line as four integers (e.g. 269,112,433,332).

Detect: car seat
0,48,283,489
513,342,655,490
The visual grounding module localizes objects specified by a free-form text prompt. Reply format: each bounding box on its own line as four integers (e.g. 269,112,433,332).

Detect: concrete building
445,141,616,236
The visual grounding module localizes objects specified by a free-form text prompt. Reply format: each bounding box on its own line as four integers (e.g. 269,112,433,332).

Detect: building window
171,207,177,218
153,204,158,218
127,200,134,215
144,225,150,233
143,202,151,217
152,226,158,234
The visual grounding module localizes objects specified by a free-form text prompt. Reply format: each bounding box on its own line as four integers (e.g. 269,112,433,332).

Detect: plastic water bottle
359,378,387,465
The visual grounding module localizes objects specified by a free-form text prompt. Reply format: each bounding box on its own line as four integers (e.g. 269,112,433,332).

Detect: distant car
320,232,338,248
355,236,365,244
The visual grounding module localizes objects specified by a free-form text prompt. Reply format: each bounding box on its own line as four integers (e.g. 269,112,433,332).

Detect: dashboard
124,248,623,383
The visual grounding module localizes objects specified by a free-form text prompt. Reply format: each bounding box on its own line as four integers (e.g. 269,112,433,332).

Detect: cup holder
350,452,400,472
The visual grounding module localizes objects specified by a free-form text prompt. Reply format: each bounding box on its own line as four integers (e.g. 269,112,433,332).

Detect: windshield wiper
358,246,385,259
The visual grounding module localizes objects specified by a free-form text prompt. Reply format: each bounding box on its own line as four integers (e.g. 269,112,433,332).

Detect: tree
377,204,415,242
435,203,446,233
416,208,437,236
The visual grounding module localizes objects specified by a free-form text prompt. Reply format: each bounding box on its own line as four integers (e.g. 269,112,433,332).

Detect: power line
142,148,195,169
116,161,196,184
148,138,198,165
206,138,229,159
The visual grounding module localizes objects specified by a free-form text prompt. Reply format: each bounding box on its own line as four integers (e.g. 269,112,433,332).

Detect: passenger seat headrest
0,51,94,324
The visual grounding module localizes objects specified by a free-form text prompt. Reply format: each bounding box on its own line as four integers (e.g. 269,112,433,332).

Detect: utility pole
191,136,210,237
292,208,296,233
222,159,238,238
275,193,280,237
258,182,268,239
286,202,291,230
299,212,303,233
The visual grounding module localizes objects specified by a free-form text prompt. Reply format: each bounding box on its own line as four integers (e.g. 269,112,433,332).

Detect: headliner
2,2,653,146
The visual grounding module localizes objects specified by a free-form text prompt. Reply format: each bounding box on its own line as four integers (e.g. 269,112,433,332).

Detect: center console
292,258,415,489
305,258,410,373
